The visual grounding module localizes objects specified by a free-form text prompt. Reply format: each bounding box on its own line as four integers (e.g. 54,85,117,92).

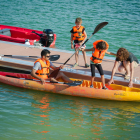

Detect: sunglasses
45,55,50,58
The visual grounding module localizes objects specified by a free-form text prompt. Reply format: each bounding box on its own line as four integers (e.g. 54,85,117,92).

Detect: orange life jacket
72,26,85,41
90,40,109,63
34,58,50,79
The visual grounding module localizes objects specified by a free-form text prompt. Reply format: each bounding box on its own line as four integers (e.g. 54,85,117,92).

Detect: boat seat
0,29,11,36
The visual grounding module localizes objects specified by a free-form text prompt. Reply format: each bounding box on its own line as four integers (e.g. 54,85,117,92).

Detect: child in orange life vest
70,17,89,68
81,40,116,89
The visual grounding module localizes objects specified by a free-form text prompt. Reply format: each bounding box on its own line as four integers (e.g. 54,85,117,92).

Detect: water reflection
28,90,140,139
1,83,140,139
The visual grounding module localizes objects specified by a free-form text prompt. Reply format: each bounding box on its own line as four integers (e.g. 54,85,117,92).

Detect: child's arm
71,33,74,49
108,61,119,85
106,51,116,56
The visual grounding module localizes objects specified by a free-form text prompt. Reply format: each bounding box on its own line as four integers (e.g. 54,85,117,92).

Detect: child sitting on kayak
81,40,116,89
70,17,89,68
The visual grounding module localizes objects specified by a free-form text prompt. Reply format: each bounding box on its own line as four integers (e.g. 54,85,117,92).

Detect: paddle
1,54,60,61
5,75,83,86
50,22,108,78
48,80,83,86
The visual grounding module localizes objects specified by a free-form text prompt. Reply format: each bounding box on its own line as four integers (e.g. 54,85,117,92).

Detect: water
0,0,140,60
1,83,140,140
0,0,140,139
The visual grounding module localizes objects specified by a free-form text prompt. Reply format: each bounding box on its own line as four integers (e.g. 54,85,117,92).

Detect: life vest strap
42,67,49,68
75,36,84,38
92,56,102,61
36,73,49,75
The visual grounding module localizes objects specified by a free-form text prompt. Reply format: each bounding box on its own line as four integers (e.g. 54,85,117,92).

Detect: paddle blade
49,55,60,61
93,22,108,35
65,80,83,86
49,68,60,78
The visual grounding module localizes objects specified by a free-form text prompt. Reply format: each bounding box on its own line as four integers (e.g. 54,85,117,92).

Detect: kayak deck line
0,41,140,88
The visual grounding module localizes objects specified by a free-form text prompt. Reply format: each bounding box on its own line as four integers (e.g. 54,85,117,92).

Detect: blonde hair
117,48,129,61
75,17,82,23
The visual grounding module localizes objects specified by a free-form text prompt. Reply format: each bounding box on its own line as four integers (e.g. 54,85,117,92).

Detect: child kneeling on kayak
81,40,116,89
108,48,139,87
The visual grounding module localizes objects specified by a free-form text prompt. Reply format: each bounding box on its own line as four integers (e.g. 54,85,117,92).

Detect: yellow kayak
0,71,140,102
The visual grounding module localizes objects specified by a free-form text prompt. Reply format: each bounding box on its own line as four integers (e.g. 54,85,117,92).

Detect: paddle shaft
2,54,56,58
63,34,93,65
1,54,60,61
34,79,82,86
3,55,40,58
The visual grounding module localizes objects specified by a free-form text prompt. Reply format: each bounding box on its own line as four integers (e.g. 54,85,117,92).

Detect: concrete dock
0,41,140,88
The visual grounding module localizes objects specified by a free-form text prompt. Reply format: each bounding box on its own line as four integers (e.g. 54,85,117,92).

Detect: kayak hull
0,24,56,48
0,71,140,102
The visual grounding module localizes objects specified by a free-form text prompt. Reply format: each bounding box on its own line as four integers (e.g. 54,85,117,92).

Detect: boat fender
25,39,30,45
25,39,38,45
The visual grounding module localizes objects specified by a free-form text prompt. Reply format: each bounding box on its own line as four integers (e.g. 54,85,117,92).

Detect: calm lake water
0,0,140,139
1,83,140,140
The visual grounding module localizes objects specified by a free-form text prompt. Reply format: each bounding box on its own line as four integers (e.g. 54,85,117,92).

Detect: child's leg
82,50,87,64
118,61,130,76
90,64,95,86
96,64,105,87
101,75,105,87
118,62,125,72
91,76,95,86
75,48,79,64
122,61,130,75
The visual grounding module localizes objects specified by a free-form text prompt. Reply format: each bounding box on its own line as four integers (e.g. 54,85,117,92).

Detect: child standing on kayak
70,17,89,68
81,40,116,89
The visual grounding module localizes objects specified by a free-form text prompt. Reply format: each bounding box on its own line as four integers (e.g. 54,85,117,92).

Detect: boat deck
0,41,140,88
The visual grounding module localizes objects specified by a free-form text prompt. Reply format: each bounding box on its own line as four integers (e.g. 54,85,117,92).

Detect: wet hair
96,41,107,50
116,48,129,61
75,17,82,23
41,49,50,57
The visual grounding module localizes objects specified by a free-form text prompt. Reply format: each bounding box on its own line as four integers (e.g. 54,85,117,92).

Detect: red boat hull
0,24,56,48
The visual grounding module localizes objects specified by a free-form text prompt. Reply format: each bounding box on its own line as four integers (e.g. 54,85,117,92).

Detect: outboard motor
43,29,54,47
